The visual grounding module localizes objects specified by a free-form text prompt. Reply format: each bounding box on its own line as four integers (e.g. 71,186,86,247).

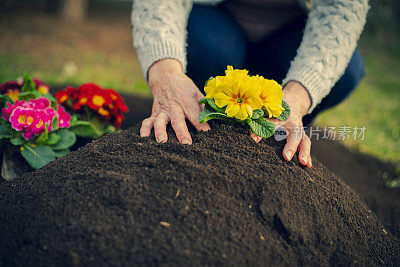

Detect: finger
183,96,211,132
268,117,280,124
153,113,169,143
298,136,311,166
170,107,192,144
140,117,155,137
197,91,208,111
251,132,262,143
307,156,313,168
283,126,303,161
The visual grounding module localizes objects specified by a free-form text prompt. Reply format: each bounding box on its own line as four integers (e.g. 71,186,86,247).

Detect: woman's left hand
251,81,313,168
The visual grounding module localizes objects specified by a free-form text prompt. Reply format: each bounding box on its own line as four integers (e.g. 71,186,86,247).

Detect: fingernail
285,150,293,160
182,139,191,145
301,155,308,165
157,137,166,143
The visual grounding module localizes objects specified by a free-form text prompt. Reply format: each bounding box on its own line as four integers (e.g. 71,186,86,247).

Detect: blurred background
0,0,399,172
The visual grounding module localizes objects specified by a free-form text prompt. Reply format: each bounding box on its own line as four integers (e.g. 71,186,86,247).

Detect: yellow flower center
37,85,49,94
79,97,88,104
7,90,20,101
60,95,68,103
18,115,26,124
36,120,44,128
27,116,34,125
236,97,244,104
92,95,105,106
98,107,110,117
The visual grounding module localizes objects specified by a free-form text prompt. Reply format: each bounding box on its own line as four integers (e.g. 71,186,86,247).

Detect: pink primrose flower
1,100,29,120
57,105,71,128
30,97,50,109
2,98,71,140
22,129,36,140
9,107,39,132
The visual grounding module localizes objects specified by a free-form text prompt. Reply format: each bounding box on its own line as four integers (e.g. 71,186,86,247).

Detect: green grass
314,32,400,165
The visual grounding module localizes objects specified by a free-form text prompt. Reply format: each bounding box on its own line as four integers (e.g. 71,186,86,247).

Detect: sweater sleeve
282,0,369,113
131,0,193,79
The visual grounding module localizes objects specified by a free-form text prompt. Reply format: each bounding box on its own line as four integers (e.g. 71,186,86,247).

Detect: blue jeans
186,5,365,126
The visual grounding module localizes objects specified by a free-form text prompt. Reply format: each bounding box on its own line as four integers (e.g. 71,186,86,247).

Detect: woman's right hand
140,59,211,144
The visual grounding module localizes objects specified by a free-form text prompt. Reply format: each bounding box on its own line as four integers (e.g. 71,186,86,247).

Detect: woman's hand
141,59,210,144
251,81,313,168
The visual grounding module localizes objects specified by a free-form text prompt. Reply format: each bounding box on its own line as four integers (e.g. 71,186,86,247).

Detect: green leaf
51,114,59,131
44,92,56,102
21,144,55,169
70,114,79,126
197,105,232,124
69,120,101,138
42,93,59,110
21,73,36,92
53,148,71,158
247,117,275,139
251,109,264,120
0,125,11,139
204,76,214,88
276,101,291,121
10,136,25,146
51,129,76,150
0,94,14,109
36,123,49,144
199,98,226,113
18,90,42,101
46,132,61,145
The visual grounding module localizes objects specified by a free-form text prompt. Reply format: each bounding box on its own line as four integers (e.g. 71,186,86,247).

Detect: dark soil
0,119,399,266
122,95,400,240
312,139,400,239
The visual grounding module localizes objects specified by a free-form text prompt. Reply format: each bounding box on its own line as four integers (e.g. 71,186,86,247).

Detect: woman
131,0,369,168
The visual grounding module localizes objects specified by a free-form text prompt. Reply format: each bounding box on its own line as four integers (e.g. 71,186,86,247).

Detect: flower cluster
1,97,70,140
198,66,290,139
55,83,129,129
204,66,284,120
0,79,49,101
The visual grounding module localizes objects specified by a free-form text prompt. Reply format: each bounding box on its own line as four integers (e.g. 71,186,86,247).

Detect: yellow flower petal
214,92,233,108
226,103,240,117
235,104,249,120
245,104,253,118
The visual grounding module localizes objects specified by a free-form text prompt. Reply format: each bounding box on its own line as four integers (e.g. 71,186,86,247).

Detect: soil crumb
0,122,399,266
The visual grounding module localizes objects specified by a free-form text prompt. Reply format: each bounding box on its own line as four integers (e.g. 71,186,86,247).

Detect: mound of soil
312,139,400,238
0,121,399,266
120,94,400,239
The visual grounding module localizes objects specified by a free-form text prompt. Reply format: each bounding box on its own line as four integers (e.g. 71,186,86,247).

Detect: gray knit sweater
131,0,369,113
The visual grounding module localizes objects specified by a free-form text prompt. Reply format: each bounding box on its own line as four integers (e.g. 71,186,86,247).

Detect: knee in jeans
343,49,365,90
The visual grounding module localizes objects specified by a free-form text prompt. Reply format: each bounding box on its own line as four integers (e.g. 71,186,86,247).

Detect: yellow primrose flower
213,75,263,121
256,77,284,118
204,66,285,120
204,65,249,99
